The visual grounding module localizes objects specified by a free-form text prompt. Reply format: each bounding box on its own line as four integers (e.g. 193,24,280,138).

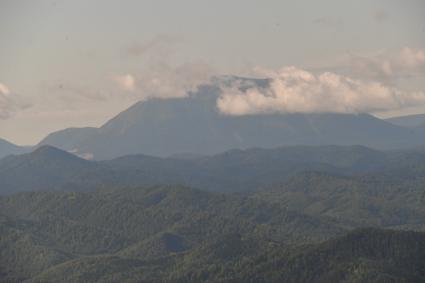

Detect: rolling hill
0,186,343,281
1,187,424,282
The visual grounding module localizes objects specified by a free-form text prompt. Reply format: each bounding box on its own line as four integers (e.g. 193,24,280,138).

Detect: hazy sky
1,0,424,145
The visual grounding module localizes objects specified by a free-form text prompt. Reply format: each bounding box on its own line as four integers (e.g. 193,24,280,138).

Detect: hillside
2,194,424,283
255,171,425,229
0,186,343,281
0,138,29,159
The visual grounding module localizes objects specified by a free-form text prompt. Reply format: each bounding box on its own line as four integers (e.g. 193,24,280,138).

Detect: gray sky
1,0,424,145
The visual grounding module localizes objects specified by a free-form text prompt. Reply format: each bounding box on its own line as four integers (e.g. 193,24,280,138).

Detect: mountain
0,138,29,159
3,144,425,194
1,187,424,282
38,83,425,160
386,113,425,127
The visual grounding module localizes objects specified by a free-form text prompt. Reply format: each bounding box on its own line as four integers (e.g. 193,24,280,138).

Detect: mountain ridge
2,144,425,195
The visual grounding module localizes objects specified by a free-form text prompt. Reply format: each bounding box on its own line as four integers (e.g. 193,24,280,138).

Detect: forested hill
1,186,425,282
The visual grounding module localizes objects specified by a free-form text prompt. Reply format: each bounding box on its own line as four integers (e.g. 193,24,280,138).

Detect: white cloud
217,66,425,115
113,74,136,92
113,62,214,100
0,83,30,120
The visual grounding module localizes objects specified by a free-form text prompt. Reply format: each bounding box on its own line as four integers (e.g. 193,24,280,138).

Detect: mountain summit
38,82,425,160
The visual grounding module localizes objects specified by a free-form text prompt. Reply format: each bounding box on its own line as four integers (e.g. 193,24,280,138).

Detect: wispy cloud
0,83,31,119
115,34,214,100
217,66,425,115
347,47,425,82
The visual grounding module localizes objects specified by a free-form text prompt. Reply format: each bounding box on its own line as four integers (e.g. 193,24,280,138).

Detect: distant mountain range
1,79,425,160
2,144,425,195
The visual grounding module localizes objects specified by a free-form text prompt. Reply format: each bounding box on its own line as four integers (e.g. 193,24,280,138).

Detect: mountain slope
0,138,28,159
210,228,425,283
38,83,425,160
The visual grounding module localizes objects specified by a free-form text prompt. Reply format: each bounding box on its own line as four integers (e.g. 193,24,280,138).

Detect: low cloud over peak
217,66,425,116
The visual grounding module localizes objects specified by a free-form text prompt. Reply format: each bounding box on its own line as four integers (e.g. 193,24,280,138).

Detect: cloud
113,74,136,92
116,34,215,101
216,66,425,115
399,47,425,68
347,47,425,82
113,61,214,100
0,83,30,119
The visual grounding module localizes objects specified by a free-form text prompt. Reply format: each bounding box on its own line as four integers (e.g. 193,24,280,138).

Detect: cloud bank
113,46,425,117
0,83,30,119
217,66,425,115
